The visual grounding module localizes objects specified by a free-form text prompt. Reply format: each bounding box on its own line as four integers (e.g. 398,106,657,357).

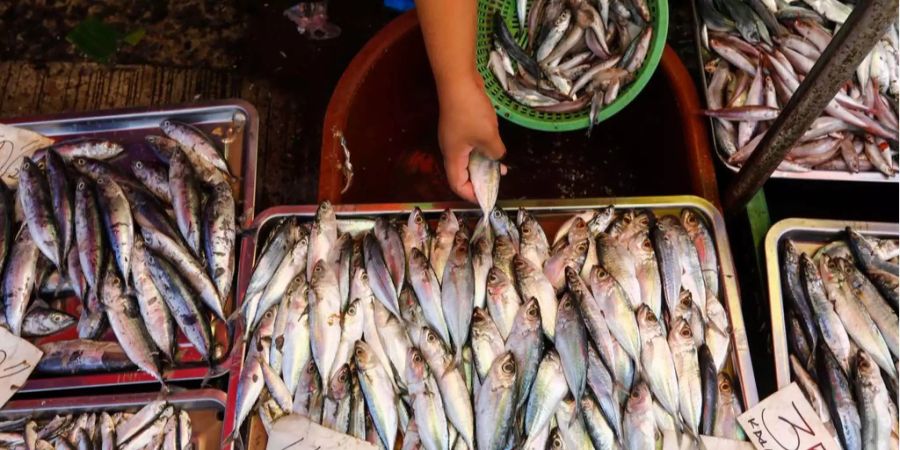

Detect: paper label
0,124,54,189
0,326,42,407
737,383,839,450
266,413,376,450
700,435,756,450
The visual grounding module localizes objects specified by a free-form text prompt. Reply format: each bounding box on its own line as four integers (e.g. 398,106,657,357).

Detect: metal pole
722,0,899,213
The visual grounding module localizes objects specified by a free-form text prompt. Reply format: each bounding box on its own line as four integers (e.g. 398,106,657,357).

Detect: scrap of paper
0,124,54,189
737,382,839,450
266,413,376,450
0,326,43,408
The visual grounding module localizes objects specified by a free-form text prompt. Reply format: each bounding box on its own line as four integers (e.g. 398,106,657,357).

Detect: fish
815,343,861,450
475,352,517,450
471,308,505,382
597,233,642,309
408,247,452,347
492,235,518,282
322,364,353,433
279,278,311,395
3,227,41,336
629,232,663,317
374,217,405,295
131,238,177,360
680,209,719,299
159,119,231,176
790,355,837,437
355,341,399,450
854,350,893,450
494,12,541,80
145,135,178,163
202,182,236,300
780,241,819,352
233,305,277,434
442,231,475,358
623,382,656,450
100,267,163,384
847,227,898,306
469,152,501,218
668,319,702,434
307,202,337,282
131,160,171,204
585,345,626,440
555,397,594,450
485,266,522,340
524,350,569,445
406,349,450,450
418,327,475,449
19,306,75,338
167,149,203,258
52,139,125,161
489,208,520,250
713,373,745,440
513,255,558,339
505,296,544,411
251,234,309,333
800,253,852,374
471,233,492,310
261,358,295,415
543,240,589,294
431,210,460,282
44,149,74,271
839,257,898,358
581,392,619,450
589,265,642,367
636,305,680,420
554,293,589,415
309,260,343,387
18,157,64,269
519,210,550,269
372,299,412,389
36,340,135,374
403,207,432,261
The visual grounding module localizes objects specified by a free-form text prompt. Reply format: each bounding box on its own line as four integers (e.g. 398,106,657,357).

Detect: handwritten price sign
737,383,839,450
266,413,376,450
0,124,54,189
0,326,42,407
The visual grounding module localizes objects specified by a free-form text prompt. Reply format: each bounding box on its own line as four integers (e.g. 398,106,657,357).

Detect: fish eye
412,353,422,363
631,390,640,399
502,361,514,373
488,272,498,283
492,209,502,218
859,358,870,369
680,327,691,338
647,313,657,323
719,379,731,392
578,242,588,252
642,238,652,250
340,371,348,382
527,304,539,317
314,264,322,273
75,158,85,166
134,161,143,169
347,304,357,315
77,181,86,190
21,160,30,169
355,347,364,357
426,332,436,343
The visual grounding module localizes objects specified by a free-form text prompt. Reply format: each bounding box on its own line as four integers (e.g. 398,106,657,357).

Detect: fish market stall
692,0,900,181
765,218,898,449
225,196,758,449
0,101,258,391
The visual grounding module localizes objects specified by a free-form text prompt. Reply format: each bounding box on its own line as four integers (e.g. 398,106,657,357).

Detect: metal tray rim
687,1,899,184
223,194,759,442
764,217,899,388
1,388,226,416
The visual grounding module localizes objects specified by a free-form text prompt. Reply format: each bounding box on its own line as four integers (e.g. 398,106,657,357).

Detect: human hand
437,76,508,202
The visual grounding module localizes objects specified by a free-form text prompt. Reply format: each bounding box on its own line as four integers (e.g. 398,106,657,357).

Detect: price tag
0,326,42,407
737,382,839,450
265,413,377,450
700,435,755,450
0,124,54,189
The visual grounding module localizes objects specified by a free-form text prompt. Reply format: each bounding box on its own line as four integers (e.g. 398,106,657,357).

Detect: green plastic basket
476,0,669,131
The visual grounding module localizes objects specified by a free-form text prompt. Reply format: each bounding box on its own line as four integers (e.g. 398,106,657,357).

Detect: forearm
416,0,481,101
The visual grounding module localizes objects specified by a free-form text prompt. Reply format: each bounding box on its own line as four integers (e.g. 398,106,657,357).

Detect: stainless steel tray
687,0,899,184
223,195,761,445
764,218,898,387
1,388,229,450
2,100,259,392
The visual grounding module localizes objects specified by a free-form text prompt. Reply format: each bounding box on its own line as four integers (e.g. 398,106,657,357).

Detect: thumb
475,132,507,161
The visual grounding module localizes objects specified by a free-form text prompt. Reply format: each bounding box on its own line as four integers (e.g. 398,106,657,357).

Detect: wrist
437,71,484,110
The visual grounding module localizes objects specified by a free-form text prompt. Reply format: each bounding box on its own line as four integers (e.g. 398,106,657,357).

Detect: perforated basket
476,0,669,131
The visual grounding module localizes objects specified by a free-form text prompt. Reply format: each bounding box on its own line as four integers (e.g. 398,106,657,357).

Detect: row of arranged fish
697,0,899,175
0,119,237,382
0,400,193,450
489,0,655,131
232,200,749,450
779,228,898,450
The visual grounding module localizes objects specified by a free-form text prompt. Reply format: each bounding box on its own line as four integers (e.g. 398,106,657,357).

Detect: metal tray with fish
689,0,899,183
224,195,759,448
0,388,229,450
1,100,259,392
765,217,897,388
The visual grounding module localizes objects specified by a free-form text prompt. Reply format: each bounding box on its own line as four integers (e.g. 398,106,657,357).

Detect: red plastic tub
320,11,718,207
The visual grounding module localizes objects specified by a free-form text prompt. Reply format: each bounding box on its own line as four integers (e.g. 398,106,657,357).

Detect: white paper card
700,435,755,450
0,326,42,408
266,413,377,450
0,124,54,189
737,383,839,450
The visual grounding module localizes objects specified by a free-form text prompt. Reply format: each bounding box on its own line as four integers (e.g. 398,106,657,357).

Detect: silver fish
309,260,343,387
668,319,702,435
44,149,73,270
790,355,836,437
476,352,517,450
3,227,40,336
20,307,75,338
374,217,405,294
854,350,892,450
159,119,230,175
544,239,589,294
322,364,353,433
662,215,706,317
168,149,203,258
403,207,432,260
406,349,450,450
365,232,402,318
505,297,544,411
261,357,294,414
623,382,656,450
131,237,176,360
280,280,311,396
418,327,475,449
524,350,569,445
251,234,309,333
202,182,236,300
131,160,171,204
442,231,475,358
469,152,501,218
840,258,898,358
372,299,412,388
409,248,452,346
430,210,460,281
52,139,124,161
513,255,558,339
399,285,428,346
519,209,550,269
800,253,852,374
713,373,745,441
333,298,365,372
489,208,520,250
629,231,663,318
471,234,493,310
555,293,589,415
485,266,522,339
471,307,504,382
18,157,63,269
586,345,626,440
355,340,399,450
590,265,642,367
100,268,163,384
307,203,337,282
597,233,642,309
582,392,619,450
636,305,680,420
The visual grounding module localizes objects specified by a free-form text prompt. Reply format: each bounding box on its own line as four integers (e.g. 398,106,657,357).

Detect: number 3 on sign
737,383,840,450
0,327,42,407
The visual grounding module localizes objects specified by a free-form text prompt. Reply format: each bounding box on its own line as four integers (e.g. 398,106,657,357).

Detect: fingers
443,147,478,203
500,163,509,176
476,131,507,161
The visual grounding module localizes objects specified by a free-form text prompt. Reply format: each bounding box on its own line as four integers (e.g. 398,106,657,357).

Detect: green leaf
66,17,121,63
122,27,146,46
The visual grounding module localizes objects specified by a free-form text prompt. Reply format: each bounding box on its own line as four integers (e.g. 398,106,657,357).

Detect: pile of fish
779,228,898,449
697,0,899,175
233,202,749,449
0,400,193,450
488,0,655,129
0,119,237,383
